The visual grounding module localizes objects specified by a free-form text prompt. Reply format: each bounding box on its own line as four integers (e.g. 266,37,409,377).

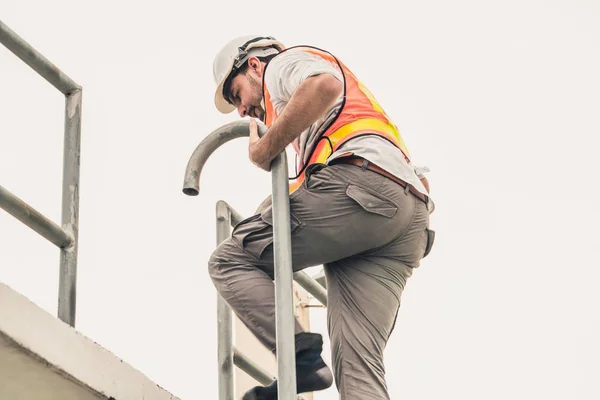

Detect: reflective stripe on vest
262,46,411,193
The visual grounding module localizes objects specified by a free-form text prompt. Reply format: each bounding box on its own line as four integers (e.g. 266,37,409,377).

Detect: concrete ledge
0,283,180,400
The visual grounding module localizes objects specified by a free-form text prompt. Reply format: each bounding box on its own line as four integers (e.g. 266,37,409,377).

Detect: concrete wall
0,283,179,400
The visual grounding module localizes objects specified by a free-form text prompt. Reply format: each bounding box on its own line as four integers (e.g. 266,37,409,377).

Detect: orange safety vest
262,46,411,193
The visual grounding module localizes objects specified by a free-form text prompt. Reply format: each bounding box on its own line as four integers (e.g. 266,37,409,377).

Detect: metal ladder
0,20,82,328
183,121,328,400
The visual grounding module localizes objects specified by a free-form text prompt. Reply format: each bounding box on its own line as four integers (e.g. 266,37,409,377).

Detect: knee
208,238,252,285
208,241,229,284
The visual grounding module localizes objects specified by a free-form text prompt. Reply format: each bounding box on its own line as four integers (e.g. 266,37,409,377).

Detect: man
208,35,435,400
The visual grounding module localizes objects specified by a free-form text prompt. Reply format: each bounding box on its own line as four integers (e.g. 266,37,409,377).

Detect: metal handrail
0,185,73,248
184,120,297,400
0,20,80,94
0,20,82,327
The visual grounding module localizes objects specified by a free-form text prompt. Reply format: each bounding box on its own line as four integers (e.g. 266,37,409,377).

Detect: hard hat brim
214,78,236,114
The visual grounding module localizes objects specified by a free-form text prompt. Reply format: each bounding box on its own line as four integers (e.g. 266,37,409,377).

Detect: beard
248,105,265,121
247,74,266,121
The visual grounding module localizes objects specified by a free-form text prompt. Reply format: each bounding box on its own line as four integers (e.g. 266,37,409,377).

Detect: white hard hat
213,35,285,114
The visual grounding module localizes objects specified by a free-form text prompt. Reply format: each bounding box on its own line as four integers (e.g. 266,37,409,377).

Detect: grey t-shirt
263,48,431,200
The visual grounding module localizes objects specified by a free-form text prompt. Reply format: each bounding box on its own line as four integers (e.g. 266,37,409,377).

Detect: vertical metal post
216,201,234,400
269,149,297,400
58,89,82,327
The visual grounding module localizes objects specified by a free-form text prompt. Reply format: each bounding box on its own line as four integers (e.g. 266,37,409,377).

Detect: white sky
1,0,599,399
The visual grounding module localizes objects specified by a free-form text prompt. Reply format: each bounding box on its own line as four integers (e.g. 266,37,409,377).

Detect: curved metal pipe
182,120,255,196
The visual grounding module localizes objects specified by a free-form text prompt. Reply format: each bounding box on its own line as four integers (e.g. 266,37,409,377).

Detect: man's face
226,58,265,120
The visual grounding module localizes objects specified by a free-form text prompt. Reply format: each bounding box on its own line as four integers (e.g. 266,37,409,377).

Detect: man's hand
247,74,342,173
248,118,272,172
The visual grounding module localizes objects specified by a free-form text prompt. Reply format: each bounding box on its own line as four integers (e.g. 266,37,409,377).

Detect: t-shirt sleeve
264,49,343,104
413,165,431,179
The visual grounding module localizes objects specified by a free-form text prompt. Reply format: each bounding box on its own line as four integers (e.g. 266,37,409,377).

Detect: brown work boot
242,332,333,400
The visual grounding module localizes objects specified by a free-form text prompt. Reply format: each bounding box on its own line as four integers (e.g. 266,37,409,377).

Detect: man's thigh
324,252,414,400
228,163,417,276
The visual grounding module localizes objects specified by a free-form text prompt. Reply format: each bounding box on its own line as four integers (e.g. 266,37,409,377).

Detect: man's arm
414,165,431,194
420,176,430,193
249,73,343,170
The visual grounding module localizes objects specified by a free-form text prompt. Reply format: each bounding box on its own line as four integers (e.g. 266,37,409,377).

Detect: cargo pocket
423,227,436,258
346,184,398,218
231,206,302,261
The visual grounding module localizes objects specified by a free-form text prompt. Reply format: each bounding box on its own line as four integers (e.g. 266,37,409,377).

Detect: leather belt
330,156,429,204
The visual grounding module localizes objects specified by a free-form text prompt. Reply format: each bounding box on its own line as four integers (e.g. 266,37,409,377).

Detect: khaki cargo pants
209,162,432,399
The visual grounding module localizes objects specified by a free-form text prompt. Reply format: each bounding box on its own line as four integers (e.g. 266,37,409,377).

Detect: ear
247,57,263,77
